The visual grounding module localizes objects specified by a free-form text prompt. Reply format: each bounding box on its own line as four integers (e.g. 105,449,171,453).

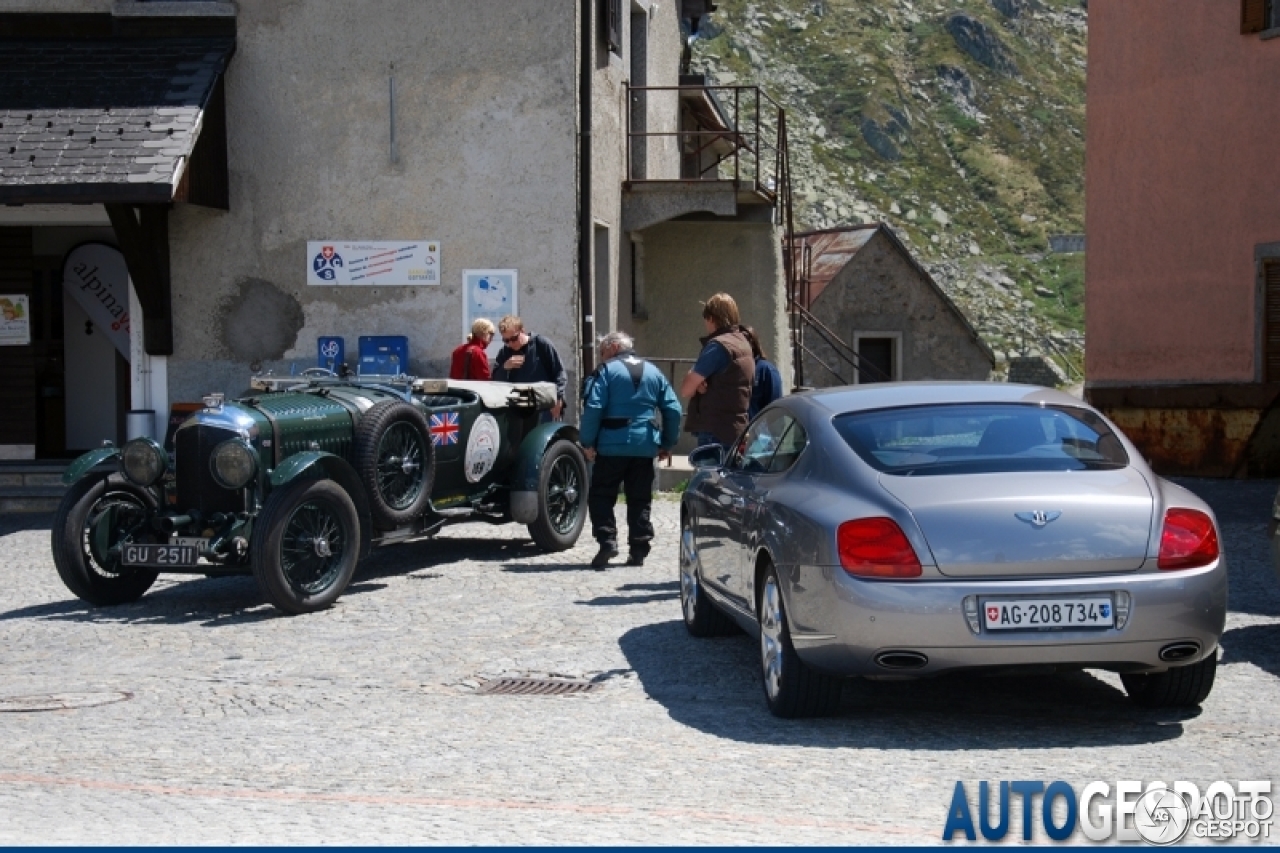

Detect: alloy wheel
760,576,785,701
680,525,700,624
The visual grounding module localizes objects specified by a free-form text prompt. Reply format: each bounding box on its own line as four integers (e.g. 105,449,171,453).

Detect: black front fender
268,451,373,560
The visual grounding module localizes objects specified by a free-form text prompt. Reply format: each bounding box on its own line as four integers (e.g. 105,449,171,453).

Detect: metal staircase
777,122,889,388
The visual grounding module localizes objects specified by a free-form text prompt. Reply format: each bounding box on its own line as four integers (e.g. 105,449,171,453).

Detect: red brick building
1086,0,1280,475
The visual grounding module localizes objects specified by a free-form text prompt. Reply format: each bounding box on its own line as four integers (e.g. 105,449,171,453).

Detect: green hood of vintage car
248,394,351,464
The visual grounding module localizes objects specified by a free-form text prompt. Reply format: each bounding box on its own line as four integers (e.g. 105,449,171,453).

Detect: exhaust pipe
875,650,929,670
1159,642,1200,662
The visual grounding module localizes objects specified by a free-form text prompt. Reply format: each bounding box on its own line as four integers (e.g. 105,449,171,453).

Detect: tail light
1157,508,1219,570
838,518,922,578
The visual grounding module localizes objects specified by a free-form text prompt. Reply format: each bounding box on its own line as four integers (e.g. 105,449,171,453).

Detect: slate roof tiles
0,37,233,196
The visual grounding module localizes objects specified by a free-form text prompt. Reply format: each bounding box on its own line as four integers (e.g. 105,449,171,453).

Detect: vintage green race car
52,374,588,614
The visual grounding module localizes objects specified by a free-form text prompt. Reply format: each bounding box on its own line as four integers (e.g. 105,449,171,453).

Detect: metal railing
643,357,695,468
625,84,784,201
626,82,886,389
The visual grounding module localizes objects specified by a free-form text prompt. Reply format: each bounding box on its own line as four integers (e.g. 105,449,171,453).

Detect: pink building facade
1086,0,1280,475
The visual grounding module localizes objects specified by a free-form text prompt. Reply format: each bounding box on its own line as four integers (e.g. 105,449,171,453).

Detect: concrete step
0,463,70,513
656,455,693,492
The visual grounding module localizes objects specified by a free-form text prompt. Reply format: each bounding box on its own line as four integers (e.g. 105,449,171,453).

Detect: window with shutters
1265,261,1280,382
603,0,623,55
1242,0,1280,34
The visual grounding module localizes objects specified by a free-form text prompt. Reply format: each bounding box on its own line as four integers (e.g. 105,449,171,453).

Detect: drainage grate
475,677,601,697
0,692,131,713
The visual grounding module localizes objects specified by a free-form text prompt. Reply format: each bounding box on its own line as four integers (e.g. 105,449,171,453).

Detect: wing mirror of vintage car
688,444,724,470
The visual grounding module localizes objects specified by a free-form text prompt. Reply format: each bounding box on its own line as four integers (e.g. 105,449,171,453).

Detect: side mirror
688,444,724,470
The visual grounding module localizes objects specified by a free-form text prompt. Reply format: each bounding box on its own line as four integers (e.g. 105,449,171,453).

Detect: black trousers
588,454,656,554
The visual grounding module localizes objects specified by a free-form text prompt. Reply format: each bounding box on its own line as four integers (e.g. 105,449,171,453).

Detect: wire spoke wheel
374,422,426,510
527,440,587,552
279,500,347,595
353,400,433,529
52,474,160,606
82,492,150,578
252,478,360,614
545,454,582,535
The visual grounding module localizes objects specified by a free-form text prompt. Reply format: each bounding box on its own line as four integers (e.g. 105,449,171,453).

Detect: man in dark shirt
495,315,568,420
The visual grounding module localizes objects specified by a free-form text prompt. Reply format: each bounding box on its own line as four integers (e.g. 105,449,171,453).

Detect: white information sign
62,243,131,358
462,269,517,357
0,294,30,346
307,241,440,286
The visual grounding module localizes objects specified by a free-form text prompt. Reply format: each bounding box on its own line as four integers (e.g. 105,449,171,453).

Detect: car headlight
120,437,167,487
210,440,257,489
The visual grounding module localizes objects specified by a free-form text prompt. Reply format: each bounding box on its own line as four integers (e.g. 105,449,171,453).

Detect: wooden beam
104,203,172,356
185,75,230,210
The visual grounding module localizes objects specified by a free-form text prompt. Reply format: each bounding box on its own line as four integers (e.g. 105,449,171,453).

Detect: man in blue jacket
580,331,683,569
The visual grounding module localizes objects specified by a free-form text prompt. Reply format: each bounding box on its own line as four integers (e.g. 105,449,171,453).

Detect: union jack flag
429,411,460,446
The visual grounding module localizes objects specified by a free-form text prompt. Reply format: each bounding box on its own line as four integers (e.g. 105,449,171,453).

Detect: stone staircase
0,463,69,513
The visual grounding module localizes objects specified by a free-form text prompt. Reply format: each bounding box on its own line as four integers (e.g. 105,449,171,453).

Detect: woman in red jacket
449,318,495,380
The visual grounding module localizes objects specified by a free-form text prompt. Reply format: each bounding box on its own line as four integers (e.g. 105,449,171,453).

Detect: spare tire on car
353,400,434,529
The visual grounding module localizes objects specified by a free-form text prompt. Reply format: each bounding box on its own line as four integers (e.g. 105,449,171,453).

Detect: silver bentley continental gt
678,383,1227,718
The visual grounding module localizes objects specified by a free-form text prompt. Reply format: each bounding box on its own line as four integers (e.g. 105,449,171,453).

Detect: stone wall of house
803,229,992,387
1007,354,1068,387
163,0,583,404
594,0,680,351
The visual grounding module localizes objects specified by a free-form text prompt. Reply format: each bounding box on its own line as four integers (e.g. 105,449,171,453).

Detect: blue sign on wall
318,336,345,372
358,335,409,376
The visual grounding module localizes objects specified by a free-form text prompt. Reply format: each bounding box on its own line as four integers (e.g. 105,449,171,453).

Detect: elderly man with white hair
579,331,683,569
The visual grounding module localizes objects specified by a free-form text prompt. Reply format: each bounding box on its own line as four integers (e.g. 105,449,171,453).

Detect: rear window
833,403,1129,476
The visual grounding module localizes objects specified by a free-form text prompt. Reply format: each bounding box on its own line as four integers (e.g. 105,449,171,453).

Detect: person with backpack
743,325,783,419
579,331,683,569
449,318,495,380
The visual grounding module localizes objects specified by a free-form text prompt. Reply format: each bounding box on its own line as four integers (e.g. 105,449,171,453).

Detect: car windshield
832,403,1129,476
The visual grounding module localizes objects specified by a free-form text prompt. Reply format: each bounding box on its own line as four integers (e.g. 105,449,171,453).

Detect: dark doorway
857,336,894,384
0,227,35,457
30,258,67,457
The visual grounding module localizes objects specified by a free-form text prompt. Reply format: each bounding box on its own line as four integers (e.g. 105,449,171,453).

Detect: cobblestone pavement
0,481,1277,844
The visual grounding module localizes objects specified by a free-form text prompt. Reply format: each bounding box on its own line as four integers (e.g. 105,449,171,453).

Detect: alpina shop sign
62,243,131,359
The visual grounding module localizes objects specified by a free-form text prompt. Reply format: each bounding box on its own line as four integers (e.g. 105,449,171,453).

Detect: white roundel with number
465,414,501,483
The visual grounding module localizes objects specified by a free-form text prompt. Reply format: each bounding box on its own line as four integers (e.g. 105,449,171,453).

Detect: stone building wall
165,0,582,403
804,229,992,387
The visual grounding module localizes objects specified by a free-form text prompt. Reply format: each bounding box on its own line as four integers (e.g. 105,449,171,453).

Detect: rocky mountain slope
692,0,1087,378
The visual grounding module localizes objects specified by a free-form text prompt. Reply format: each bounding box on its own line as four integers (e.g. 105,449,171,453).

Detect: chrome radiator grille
174,424,244,515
